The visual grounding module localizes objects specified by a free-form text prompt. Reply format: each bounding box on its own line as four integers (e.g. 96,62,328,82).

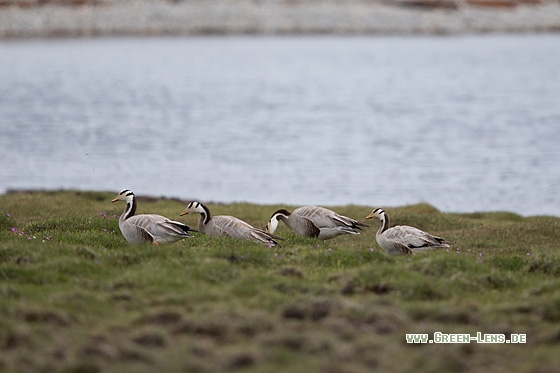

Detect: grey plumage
112,189,195,245
365,208,451,255
266,206,368,240
180,201,282,246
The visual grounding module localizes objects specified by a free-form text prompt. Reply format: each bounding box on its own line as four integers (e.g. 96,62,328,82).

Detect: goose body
365,208,451,255
180,201,282,246
266,206,368,240
112,190,195,245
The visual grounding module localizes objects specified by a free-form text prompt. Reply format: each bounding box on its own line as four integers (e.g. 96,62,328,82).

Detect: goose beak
179,209,189,216
365,213,373,220
111,197,120,203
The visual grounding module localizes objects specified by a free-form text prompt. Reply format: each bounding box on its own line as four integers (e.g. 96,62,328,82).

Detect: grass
1,190,559,372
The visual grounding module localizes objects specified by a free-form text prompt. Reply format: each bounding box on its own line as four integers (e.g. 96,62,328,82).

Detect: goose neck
123,196,137,220
378,213,390,235
200,204,211,225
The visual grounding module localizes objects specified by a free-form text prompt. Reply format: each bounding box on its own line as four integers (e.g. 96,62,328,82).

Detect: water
1,34,559,216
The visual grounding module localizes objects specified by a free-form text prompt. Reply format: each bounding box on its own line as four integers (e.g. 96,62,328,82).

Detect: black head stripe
119,189,134,197
273,209,291,217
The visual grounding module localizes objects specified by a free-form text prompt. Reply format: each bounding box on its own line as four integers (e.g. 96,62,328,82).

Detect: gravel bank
0,0,559,38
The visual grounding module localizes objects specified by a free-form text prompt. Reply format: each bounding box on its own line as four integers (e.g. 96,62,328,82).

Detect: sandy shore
0,0,559,38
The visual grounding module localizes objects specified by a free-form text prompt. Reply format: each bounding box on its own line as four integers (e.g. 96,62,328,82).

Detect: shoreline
3,188,557,218
1,0,559,39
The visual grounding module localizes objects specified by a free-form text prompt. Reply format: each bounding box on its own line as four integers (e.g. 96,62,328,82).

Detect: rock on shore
0,0,559,38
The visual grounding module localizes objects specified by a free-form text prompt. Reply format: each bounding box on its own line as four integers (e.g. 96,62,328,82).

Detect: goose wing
284,208,321,237
248,229,282,246
295,206,367,230
211,216,281,245
293,206,336,228
128,214,192,241
209,215,252,238
121,217,155,243
331,214,369,229
385,225,449,250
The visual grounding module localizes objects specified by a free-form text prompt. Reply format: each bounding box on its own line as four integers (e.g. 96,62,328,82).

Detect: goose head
266,209,291,234
365,208,385,221
180,201,206,216
112,189,135,203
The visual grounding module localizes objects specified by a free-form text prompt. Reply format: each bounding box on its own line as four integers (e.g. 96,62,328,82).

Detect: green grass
1,190,559,372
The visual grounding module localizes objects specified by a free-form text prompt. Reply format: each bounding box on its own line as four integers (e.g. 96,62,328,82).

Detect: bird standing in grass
180,201,283,246
365,208,451,255
112,189,195,245
266,206,368,240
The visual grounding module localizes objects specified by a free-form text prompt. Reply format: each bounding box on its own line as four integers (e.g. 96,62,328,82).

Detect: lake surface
1,35,559,217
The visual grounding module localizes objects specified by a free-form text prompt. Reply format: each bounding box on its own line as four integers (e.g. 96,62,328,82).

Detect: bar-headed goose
266,206,368,240
365,208,451,255
180,201,282,246
112,189,195,245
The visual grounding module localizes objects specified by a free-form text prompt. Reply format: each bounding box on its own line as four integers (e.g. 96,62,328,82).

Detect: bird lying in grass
365,208,451,255
112,189,195,245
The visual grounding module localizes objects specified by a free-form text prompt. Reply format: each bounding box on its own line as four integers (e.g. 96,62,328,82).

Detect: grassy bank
1,190,559,372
